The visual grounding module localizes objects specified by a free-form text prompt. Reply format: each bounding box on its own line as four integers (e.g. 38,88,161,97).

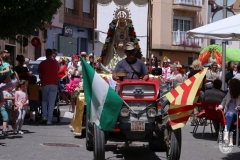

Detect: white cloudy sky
96,2,148,57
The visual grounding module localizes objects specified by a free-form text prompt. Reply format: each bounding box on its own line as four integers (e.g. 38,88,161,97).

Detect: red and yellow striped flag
165,68,208,130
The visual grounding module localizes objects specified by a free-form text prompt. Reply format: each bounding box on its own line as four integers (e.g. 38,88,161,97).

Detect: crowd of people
1,41,240,146
0,48,94,136
0,50,31,136
112,42,240,147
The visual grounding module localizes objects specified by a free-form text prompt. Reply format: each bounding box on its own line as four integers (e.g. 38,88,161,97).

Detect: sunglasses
126,50,135,53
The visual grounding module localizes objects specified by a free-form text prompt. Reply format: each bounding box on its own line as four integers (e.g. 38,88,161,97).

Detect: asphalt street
0,104,240,160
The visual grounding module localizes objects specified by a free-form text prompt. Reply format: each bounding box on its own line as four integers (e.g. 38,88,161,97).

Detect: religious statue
100,7,141,67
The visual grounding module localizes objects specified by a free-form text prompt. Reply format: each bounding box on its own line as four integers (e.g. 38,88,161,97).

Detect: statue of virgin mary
102,7,131,66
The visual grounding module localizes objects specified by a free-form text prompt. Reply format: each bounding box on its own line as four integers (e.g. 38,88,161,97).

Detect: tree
0,0,62,40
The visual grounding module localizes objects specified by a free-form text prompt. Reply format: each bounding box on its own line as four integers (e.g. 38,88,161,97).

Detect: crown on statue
113,7,131,20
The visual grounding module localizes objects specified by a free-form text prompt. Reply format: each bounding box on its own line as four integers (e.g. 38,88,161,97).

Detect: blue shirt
113,58,148,79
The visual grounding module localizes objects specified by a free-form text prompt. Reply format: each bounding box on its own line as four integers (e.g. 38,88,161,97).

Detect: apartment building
151,0,208,67
46,0,96,56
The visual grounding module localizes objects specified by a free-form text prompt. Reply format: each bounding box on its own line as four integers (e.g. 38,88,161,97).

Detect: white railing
173,0,202,7
172,30,202,47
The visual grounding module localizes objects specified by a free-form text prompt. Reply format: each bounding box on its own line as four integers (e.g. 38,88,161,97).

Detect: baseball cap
125,42,135,51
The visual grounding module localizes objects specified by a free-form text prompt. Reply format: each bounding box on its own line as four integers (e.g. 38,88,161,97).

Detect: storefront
46,24,90,57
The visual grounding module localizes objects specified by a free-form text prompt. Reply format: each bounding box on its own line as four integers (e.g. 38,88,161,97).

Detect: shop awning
186,13,240,40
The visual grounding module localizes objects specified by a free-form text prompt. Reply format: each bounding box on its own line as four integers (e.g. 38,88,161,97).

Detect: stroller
38,90,61,123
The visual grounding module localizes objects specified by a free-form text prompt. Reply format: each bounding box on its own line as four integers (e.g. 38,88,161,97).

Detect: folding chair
193,102,220,137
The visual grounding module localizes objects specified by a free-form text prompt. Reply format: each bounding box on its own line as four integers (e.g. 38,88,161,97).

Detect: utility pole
221,0,227,91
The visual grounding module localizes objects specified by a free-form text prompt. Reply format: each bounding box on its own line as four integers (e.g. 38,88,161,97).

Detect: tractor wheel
166,127,182,160
93,124,105,160
85,120,93,151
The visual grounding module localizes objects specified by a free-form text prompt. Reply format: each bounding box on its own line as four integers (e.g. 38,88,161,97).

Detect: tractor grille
122,85,155,98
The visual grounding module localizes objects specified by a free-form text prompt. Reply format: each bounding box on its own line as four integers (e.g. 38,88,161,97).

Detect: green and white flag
80,57,123,131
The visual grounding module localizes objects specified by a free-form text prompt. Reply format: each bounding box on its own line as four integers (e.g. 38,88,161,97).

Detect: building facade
151,0,208,67
46,0,96,57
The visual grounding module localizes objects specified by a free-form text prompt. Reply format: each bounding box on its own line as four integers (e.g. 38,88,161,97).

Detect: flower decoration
182,40,187,46
127,21,141,53
101,20,116,58
97,56,103,63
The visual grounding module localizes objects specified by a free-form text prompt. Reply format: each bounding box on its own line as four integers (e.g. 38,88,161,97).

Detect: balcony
173,0,202,12
172,30,202,47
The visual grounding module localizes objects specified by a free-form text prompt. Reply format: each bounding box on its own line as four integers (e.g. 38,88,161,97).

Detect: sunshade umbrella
187,13,240,89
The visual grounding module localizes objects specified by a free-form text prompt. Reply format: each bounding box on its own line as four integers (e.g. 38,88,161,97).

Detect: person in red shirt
38,49,59,125
58,57,69,104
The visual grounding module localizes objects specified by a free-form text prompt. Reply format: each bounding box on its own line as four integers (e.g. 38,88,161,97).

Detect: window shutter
66,0,74,9
83,0,90,13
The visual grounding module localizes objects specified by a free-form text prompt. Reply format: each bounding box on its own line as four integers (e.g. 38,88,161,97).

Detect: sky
96,1,148,57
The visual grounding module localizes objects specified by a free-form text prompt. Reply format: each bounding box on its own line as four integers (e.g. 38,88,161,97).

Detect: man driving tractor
112,42,149,81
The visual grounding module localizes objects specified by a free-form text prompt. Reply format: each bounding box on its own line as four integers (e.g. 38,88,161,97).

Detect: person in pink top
14,80,28,134
38,49,59,125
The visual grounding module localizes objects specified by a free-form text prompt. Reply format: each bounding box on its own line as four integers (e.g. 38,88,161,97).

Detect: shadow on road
222,151,240,160
192,132,217,141
0,142,6,146
105,144,165,160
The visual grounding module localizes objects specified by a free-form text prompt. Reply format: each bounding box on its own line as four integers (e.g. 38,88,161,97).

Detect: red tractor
85,77,181,160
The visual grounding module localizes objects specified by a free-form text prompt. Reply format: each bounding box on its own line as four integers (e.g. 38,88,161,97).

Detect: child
28,75,40,123
14,80,28,134
0,51,12,136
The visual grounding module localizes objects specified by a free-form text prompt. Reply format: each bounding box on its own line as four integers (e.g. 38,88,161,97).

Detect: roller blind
66,0,74,9
83,0,90,13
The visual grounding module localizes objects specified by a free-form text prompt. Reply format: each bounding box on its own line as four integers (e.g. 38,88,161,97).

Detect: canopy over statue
100,7,141,66
97,0,148,7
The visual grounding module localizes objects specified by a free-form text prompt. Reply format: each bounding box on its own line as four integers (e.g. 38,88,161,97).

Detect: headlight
120,108,130,117
147,108,156,117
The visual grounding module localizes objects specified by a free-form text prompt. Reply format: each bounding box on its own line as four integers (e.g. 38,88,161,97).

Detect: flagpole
92,0,96,67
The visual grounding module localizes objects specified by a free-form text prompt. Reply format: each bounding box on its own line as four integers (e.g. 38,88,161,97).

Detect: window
173,17,192,31
83,12,90,18
83,0,90,13
65,8,73,14
65,0,74,14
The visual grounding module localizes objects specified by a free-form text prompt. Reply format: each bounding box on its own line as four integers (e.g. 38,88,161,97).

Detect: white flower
134,38,139,43
127,23,133,28
109,23,116,29
105,37,111,43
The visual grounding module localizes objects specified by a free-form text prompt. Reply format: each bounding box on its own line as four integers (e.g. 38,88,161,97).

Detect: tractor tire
93,124,105,160
85,120,93,151
166,128,182,160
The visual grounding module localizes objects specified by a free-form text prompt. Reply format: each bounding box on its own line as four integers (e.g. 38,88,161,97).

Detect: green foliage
0,0,62,39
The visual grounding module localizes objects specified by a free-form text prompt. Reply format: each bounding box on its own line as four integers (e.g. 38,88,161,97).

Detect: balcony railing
173,0,202,7
172,30,201,47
